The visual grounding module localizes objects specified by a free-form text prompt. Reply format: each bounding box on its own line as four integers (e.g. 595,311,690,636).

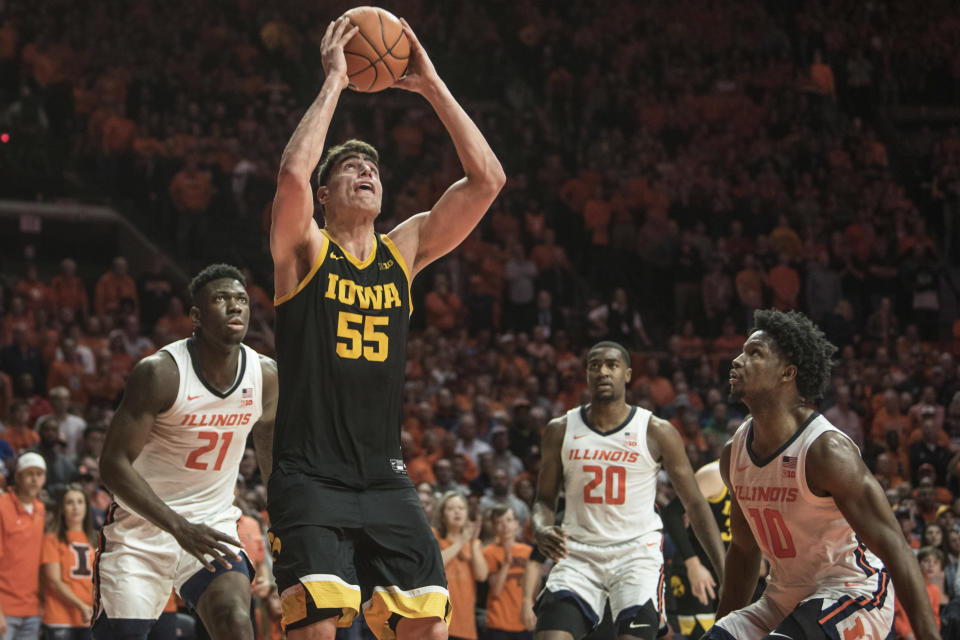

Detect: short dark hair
316,139,380,187
753,309,837,403
488,505,513,524
588,341,631,367
189,264,245,305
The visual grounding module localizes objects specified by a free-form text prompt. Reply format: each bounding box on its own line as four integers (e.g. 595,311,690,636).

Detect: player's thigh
606,533,665,626
96,526,179,622
270,523,362,632
535,589,595,640
174,511,252,613
356,486,450,638
540,551,608,632
774,595,895,640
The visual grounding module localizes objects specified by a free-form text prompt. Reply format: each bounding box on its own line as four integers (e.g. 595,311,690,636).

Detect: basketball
341,6,410,93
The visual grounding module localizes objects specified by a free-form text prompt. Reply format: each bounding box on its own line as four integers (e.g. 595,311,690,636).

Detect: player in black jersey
267,15,504,640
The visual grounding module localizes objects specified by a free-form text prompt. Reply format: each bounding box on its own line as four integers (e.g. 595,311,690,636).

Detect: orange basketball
341,6,410,93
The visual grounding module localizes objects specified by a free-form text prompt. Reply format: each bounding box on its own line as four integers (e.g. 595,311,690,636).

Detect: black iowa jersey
274,229,411,489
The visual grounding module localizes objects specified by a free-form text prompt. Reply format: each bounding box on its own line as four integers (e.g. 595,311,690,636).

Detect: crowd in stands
3,0,960,638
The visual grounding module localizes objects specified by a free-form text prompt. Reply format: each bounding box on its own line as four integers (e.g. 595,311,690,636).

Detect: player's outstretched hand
533,525,569,563
685,557,716,606
320,16,359,88
392,18,440,94
172,520,243,572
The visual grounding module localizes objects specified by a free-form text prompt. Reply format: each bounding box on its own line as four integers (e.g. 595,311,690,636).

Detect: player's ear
782,364,797,383
189,303,201,333
625,367,631,384
317,185,329,205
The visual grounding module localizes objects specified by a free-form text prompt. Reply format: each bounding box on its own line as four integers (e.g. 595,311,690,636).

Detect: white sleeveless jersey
729,412,889,601
120,338,263,522
561,405,662,545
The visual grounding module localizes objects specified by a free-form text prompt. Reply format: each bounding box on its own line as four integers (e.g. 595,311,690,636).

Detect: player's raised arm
649,416,725,583
270,17,358,296
252,356,278,486
714,442,762,618
99,354,241,571
809,432,941,640
532,416,568,563
387,19,505,279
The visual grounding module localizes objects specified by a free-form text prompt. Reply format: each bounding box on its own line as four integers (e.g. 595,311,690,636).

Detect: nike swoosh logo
646,542,657,547
187,394,202,401
844,581,860,587
329,253,344,260
628,622,651,629
737,465,750,472
573,434,588,440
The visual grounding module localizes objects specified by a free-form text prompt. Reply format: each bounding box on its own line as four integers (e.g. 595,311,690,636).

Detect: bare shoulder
258,354,278,381
806,431,865,495
646,415,679,462
124,350,179,412
542,415,568,447
718,441,734,487
387,212,427,277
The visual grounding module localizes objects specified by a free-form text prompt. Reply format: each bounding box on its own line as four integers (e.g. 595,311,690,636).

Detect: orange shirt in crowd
255,608,283,640
1,427,41,454
47,359,87,399
437,536,478,640
735,269,764,308
42,530,95,627
768,265,799,311
424,292,462,332
583,198,611,246
94,271,138,317
50,275,89,315
871,410,911,443
894,584,940,637
154,314,194,341
169,168,215,214
0,491,45,617
810,62,835,96
405,455,436,486
482,542,532,632
15,280,51,313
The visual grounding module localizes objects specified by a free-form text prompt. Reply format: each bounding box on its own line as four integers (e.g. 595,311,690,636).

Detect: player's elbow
482,159,507,193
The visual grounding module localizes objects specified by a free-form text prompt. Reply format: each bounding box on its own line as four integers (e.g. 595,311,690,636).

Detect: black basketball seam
348,17,381,90
377,12,397,82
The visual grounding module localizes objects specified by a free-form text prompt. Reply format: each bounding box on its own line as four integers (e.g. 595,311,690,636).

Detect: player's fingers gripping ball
341,6,410,92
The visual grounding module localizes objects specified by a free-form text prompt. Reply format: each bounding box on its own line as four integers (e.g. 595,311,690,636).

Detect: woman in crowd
434,492,489,640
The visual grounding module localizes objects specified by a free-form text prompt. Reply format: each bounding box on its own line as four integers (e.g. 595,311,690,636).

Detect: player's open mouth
355,183,375,193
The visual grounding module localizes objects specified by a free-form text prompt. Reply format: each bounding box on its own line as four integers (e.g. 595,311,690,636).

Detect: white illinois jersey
561,405,662,546
729,412,890,607
120,338,263,522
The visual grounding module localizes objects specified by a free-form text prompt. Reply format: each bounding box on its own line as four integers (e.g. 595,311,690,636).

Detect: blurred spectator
911,418,953,487
41,484,96,637
46,338,86,401
479,468,530,530
489,426,524,481
435,492,487,640
455,413,491,466
35,387,86,462
482,506,532,638
894,546,942,637
823,384,864,448
0,325,45,386
14,264,51,315
31,419,76,495
767,252,800,311
169,156,215,259
1,399,40,454
49,258,88,318
0,452,47,640
424,273,463,333
137,256,176,332
94,257,138,319
433,458,468,497
153,297,193,343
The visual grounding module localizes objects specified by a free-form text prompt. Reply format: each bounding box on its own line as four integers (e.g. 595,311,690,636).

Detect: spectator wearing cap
0,452,47,639
1,400,40,455
29,419,75,496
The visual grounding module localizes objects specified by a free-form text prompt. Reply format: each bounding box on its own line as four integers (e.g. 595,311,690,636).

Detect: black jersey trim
579,404,637,437
275,234,330,306
381,234,413,314
745,411,820,467
320,228,378,269
186,338,247,398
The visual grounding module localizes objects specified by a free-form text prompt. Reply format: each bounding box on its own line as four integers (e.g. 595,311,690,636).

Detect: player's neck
324,217,376,261
746,397,813,457
193,338,242,392
587,400,632,433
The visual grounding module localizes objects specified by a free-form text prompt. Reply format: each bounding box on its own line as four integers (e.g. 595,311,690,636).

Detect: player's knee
395,616,447,640
204,600,252,637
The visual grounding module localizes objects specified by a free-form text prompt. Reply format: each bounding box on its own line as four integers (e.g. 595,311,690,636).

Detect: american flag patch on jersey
241,387,253,407
782,456,797,469
624,431,637,447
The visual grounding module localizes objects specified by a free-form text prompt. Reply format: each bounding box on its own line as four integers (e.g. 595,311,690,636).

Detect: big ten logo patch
241,387,253,407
